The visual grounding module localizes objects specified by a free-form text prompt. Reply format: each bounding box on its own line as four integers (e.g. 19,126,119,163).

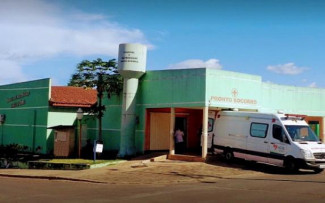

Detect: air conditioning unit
0,114,6,123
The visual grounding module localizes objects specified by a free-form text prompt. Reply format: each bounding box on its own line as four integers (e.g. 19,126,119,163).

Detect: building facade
0,78,96,155
1,68,325,159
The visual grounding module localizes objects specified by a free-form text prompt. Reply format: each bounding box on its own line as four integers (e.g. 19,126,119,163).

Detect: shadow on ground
206,154,319,175
131,151,319,176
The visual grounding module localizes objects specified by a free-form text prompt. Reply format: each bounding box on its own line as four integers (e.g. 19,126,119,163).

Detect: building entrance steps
168,154,205,162
131,151,168,161
131,151,205,162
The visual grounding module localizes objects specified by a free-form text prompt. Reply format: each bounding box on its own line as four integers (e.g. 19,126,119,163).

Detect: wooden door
150,113,170,150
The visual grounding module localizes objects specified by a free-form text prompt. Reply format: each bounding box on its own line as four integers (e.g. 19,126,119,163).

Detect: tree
68,58,123,141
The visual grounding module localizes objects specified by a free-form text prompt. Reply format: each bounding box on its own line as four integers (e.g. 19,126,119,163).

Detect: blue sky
1,0,325,88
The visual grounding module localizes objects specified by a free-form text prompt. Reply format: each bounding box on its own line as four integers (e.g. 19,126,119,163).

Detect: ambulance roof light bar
284,114,307,120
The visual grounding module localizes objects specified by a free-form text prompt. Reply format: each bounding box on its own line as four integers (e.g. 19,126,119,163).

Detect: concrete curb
0,160,127,184
0,173,107,184
90,160,126,169
27,160,126,170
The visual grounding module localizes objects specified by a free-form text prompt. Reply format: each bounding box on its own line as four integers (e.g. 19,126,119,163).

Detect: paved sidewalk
0,156,262,185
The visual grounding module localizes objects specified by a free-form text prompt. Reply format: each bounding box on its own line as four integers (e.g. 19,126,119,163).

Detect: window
250,123,268,138
273,125,283,141
285,125,319,142
273,124,290,144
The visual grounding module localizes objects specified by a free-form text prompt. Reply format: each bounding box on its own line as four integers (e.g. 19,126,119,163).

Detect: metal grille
314,153,325,159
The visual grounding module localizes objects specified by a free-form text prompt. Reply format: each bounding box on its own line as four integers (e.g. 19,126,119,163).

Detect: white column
169,108,175,155
119,78,139,157
319,117,325,143
202,106,208,158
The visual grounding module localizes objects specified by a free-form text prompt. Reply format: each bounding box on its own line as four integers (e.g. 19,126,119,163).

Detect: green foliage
0,144,29,160
68,58,124,141
68,58,123,98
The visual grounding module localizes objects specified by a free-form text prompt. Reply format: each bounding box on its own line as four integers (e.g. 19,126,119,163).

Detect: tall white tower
118,43,147,157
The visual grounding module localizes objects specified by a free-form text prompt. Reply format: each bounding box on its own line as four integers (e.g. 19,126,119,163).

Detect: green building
107,68,325,159
1,68,325,159
0,78,97,155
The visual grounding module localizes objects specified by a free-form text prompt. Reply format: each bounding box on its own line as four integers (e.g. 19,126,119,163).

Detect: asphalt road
1,168,325,203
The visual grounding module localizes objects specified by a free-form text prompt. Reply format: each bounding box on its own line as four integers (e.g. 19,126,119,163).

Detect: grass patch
38,159,122,165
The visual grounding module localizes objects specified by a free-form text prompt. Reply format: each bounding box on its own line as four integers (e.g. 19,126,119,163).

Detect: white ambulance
210,111,325,173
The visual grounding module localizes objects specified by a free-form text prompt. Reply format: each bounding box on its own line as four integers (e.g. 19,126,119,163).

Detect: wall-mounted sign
117,43,147,79
7,91,30,108
210,89,257,105
10,100,26,108
95,143,104,153
118,44,146,70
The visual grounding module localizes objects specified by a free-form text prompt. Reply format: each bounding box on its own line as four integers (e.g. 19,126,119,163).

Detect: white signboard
95,143,103,153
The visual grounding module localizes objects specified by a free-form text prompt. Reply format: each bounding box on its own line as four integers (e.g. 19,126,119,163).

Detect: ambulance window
208,118,214,132
273,125,283,141
273,125,290,144
250,123,268,138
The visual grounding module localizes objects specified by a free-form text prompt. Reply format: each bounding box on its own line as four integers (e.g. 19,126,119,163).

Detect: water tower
118,43,147,157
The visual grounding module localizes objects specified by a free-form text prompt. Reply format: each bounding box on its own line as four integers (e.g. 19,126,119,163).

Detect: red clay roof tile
50,86,97,107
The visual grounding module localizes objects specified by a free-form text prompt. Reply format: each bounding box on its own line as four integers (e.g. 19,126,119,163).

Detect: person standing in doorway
174,128,184,154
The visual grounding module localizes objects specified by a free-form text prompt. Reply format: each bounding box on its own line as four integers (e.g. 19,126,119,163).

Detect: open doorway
145,108,203,155
175,117,187,154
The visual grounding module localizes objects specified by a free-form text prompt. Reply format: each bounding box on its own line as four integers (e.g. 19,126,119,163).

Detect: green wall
260,83,325,116
139,69,206,108
101,93,122,151
0,78,50,153
206,68,325,116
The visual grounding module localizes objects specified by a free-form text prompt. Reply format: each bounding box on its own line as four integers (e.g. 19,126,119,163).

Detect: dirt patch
0,155,263,185
77,159,261,185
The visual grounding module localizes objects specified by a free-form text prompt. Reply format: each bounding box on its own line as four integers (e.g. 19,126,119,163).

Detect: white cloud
266,63,308,75
0,0,152,85
167,59,222,69
309,82,317,88
70,13,107,22
0,60,26,85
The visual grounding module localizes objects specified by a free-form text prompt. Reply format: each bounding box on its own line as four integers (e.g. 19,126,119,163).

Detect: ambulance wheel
314,168,324,174
224,149,234,161
284,158,298,173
